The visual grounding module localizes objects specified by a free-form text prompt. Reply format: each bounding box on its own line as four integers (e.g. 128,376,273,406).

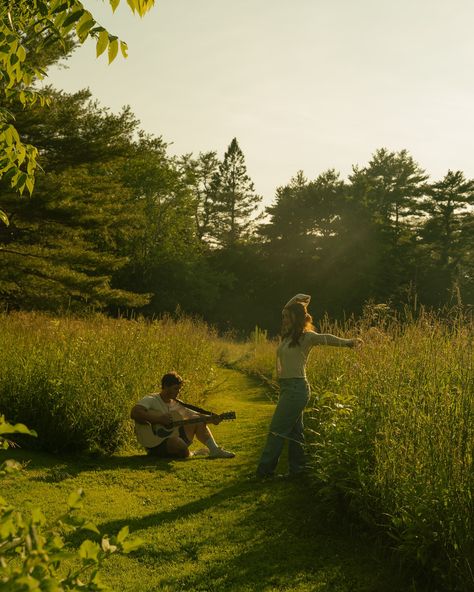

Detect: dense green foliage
0,416,142,591
233,306,474,591
0,312,221,453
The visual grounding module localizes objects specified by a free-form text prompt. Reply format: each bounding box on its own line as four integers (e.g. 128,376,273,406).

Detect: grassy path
3,369,411,591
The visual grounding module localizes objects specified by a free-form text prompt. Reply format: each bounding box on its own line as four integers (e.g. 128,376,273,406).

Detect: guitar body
134,417,180,448
134,410,236,449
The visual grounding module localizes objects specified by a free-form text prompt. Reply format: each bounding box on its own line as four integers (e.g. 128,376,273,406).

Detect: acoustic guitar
134,411,236,448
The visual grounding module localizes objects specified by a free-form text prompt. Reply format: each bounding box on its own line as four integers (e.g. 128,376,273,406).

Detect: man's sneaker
208,447,235,459
190,448,209,457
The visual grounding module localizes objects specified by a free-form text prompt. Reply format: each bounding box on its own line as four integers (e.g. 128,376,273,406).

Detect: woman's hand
283,293,311,308
209,414,222,425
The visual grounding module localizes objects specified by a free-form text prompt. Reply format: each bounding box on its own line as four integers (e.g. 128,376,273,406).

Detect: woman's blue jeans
256,378,310,477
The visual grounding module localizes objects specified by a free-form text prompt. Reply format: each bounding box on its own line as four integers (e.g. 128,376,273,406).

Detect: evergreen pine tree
211,138,261,248
0,90,150,311
347,148,428,303
419,170,474,303
177,151,220,244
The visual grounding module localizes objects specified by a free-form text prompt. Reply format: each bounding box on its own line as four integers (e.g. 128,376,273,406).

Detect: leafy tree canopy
0,0,155,218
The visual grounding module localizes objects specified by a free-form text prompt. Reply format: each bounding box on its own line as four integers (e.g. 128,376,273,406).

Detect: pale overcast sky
45,0,474,206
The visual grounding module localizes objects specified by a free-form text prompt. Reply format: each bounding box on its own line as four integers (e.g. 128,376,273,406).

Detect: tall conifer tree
419,170,474,303
347,148,428,302
211,138,261,247
178,151,220,244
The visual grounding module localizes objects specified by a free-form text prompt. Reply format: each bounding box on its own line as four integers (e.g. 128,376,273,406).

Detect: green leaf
79,539,100,561
96,30,109,57
0,421,37,436
110,0,121,11
67,489,84,510
51,0,70,14
9,125,20,144
126,0,137,13
0,209,8,226
77,18,95,41
126,0,155,16
108,38,119,64
31,507,47,525
2,166,18,183
25,175,35,195
17,45,26,62
120,40,128,58
62,9,85,29
0,158,10,171
121,537,143,553
116,525,129,544
16,143,26,166
4,126,13,146
16,171,28,189
82,521,100,534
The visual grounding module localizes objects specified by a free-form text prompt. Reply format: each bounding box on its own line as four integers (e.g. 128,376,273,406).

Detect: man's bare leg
165,436,190,458
183,423,234,458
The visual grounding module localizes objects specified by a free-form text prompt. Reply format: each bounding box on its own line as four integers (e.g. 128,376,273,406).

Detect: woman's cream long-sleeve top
276,331,353,379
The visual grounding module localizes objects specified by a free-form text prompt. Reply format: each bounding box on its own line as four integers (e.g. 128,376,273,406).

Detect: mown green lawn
2,369,414,591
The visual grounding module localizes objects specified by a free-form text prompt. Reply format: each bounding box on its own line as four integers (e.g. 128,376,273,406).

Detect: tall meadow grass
0,312,221,454
232,307,474,591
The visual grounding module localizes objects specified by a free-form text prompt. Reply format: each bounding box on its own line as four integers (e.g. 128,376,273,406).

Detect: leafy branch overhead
0,0,155,216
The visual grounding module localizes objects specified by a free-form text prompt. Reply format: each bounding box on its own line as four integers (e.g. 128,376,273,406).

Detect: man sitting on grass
131,371,235,459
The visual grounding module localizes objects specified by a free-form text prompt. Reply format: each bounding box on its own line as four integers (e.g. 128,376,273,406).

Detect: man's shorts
146,426,192,458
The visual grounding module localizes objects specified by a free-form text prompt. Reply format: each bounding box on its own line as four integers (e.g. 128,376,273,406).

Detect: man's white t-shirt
135,394,196,419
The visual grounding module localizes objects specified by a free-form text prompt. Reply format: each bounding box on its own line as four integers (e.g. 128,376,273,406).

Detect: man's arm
130,405,172,426
177,403,222,425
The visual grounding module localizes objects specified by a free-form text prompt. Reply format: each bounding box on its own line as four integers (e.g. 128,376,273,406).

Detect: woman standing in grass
256,294,362,479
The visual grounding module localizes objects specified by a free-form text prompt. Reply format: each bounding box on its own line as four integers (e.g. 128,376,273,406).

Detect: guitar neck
172,415,210,428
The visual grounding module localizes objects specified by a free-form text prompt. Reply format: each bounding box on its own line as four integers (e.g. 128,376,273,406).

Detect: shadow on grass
0,448,176,481
97,477,415,592
1,452,419,591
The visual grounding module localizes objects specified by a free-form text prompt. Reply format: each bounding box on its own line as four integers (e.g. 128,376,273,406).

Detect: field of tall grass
233,306,474,591
1,307,473,590
0,312,221,454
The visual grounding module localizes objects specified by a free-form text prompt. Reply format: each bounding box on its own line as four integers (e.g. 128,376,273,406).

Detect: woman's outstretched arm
306,331,362,348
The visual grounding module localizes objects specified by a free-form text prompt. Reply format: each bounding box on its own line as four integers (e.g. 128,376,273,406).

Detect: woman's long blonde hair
282,302,315,347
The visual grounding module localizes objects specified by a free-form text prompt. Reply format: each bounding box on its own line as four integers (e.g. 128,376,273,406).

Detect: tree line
1,72,472,334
